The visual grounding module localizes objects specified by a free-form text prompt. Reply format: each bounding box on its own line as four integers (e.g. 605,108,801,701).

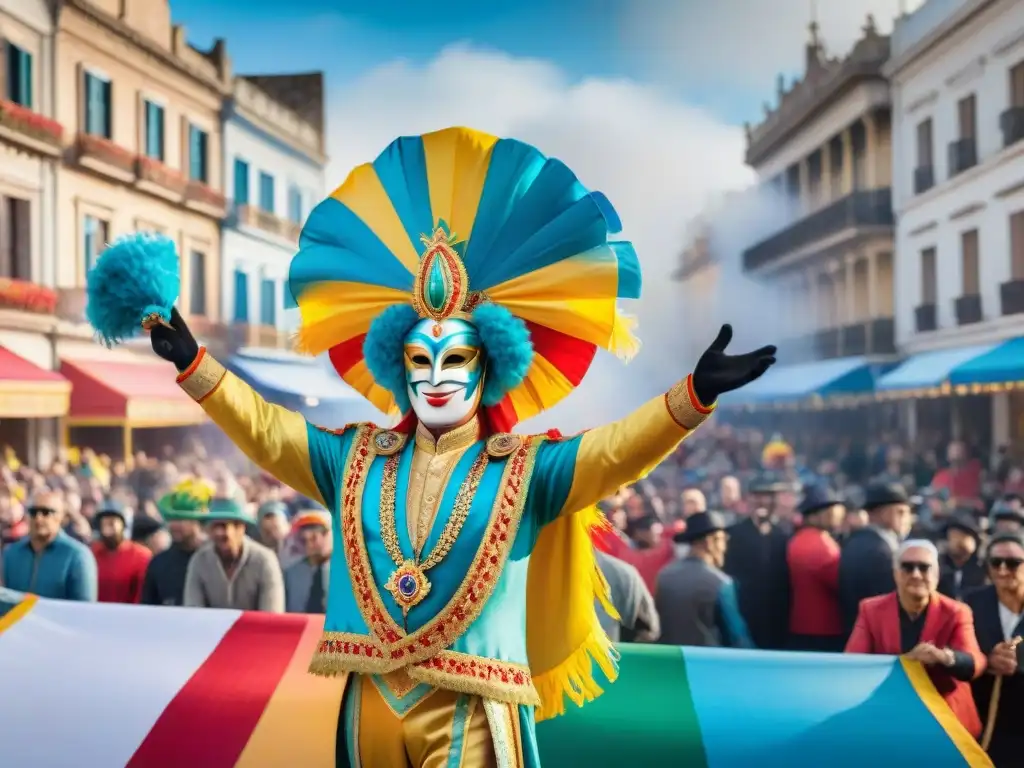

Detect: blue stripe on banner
682,648,974,767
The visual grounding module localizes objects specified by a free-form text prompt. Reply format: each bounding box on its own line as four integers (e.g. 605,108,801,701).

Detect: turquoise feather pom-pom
86,232,180,346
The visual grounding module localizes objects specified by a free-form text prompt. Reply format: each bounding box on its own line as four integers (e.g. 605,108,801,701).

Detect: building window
288,186,303,223
6,44,33,109
957,94,976,139
143,100,165,161
83,214,109,275
188,124,209,183
259,172,275,213
1,197,32,280
1011,60,1024,108
233,269,249,322
920,247,937,305
84,72,112,139
233,158,250,205
961,229,980,295
189,250,207,315
260,279,276,326
916,119,933,167
1011,210,1024,280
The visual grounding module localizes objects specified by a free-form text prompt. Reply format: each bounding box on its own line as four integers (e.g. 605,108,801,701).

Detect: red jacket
593,528,673,594
91,540,152,604
787,527,841,637
845,592,985,737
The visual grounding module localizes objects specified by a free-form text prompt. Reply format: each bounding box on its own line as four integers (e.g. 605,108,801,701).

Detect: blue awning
724,356,876,404
949,337,1024,386
227,349,385,428
876,343,997,392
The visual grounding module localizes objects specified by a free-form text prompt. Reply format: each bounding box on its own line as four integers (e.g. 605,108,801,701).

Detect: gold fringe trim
608,309,640,362
532,504,620,722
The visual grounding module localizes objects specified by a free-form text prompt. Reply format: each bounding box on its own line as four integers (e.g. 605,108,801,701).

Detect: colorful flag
0,591,990,767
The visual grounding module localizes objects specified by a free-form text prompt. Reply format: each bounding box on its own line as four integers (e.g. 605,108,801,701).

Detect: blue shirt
1,532,98,601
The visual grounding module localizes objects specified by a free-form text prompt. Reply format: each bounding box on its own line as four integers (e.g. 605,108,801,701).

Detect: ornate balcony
184,181,227,219
842,323,867,355
1001,107,1024,150
0,99,63,157
869,317,896,354
1000,279,1024,316
0,279,58,314
74,133,136,183
135,156,188,202
913,165,934,195
947,138,977,177
915,304,937,332
954,294,982,326
742,189,894,272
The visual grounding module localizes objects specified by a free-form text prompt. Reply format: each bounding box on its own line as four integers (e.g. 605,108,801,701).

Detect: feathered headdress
289,126,641,429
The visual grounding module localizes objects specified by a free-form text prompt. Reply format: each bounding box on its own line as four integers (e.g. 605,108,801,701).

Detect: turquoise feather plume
86,232,180,346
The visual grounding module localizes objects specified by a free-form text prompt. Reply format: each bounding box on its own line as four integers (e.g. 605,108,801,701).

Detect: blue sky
169,0,765,125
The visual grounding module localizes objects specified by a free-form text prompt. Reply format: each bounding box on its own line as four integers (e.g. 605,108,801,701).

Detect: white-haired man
845,539,985,738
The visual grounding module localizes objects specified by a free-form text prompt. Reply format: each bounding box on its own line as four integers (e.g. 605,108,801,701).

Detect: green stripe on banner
535,644,708,767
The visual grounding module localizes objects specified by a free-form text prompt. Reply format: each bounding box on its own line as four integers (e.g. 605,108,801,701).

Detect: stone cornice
62,0,230,95
230,78,325,165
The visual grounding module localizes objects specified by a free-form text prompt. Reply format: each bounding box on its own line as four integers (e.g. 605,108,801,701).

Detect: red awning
0,347,70,417
61,357,205,426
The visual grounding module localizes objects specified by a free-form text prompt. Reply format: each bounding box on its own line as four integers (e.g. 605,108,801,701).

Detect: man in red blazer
845,538,986,737
788,485,845,651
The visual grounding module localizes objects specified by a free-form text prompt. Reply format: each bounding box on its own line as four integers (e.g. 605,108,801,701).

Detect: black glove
692,324,776,406
149,308,199,372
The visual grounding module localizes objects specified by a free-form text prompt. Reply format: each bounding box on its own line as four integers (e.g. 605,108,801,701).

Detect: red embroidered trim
175,347,206,383
416,653,530,689
686,374,715,415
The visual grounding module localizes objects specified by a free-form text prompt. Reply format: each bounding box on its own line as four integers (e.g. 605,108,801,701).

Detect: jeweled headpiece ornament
288,126,642,428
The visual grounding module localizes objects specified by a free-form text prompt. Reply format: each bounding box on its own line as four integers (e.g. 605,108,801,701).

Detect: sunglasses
27,507,56,517
899,561,932,575
988,557,1024,571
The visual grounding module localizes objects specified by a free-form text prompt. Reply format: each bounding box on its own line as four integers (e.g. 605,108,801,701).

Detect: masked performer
143,127,775,767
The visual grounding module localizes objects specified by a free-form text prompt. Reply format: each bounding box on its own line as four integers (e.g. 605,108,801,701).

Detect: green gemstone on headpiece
425,257,449,312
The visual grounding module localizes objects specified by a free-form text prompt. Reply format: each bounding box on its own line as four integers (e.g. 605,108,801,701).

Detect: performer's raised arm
151,309,345,509
531,325,775,524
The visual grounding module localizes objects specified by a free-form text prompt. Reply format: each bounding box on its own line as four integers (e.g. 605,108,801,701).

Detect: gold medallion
384,559,432,615
486,433,521,458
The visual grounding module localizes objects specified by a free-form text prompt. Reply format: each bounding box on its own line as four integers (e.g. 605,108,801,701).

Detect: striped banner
0,591,991,767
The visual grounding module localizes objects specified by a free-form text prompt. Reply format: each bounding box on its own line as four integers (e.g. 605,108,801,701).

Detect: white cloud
624,0,927,92
326,45,758,431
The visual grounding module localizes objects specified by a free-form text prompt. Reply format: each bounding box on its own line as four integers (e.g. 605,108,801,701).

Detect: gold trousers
342,674,524,768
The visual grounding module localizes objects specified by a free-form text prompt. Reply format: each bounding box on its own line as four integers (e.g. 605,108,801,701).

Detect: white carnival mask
403,317,484,429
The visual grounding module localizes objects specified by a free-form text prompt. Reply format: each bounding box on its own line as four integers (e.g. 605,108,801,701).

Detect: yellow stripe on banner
331,165,421,273
507,354,575,424
235,616,348,768
0,594,38,636
421,128,498,244
900,658,993,767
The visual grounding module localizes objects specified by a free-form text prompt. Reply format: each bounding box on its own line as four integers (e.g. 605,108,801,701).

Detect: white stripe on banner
0,599,240,767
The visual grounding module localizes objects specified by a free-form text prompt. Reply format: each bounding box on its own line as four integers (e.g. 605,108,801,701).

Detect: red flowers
0,99,63,144
0,279,58,314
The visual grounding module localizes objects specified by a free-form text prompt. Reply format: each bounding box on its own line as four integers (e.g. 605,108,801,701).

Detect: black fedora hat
674,511,727,543
862,482,909,511
748,472,792,495
944,512,981,542
798,485,843,517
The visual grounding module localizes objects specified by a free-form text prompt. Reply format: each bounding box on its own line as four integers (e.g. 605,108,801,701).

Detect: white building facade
887,0,1024,447
221,73,325,344
890,0,1024,351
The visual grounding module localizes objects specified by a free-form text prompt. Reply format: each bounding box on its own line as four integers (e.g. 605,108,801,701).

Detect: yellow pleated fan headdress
288,127,642,719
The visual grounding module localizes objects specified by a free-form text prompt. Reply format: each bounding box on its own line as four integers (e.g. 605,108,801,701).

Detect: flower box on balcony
185,181,227,218
75,133,136,182
135,156,188,201
0,278,58,315
0,100,63,156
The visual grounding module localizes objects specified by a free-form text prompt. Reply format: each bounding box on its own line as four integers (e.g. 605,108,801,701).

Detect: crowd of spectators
1,421,1023,765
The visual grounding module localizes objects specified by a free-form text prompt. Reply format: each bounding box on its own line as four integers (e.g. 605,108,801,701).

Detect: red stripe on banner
126,612,308,768
328,334,366,377
525,321,597,386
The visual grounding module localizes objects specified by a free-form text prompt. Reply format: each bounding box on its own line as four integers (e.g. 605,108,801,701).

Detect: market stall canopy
876,343,998,394
722,356,877,405
0,347,70,418
61,357,204,426
948,336,1024,387
226,349,385,428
